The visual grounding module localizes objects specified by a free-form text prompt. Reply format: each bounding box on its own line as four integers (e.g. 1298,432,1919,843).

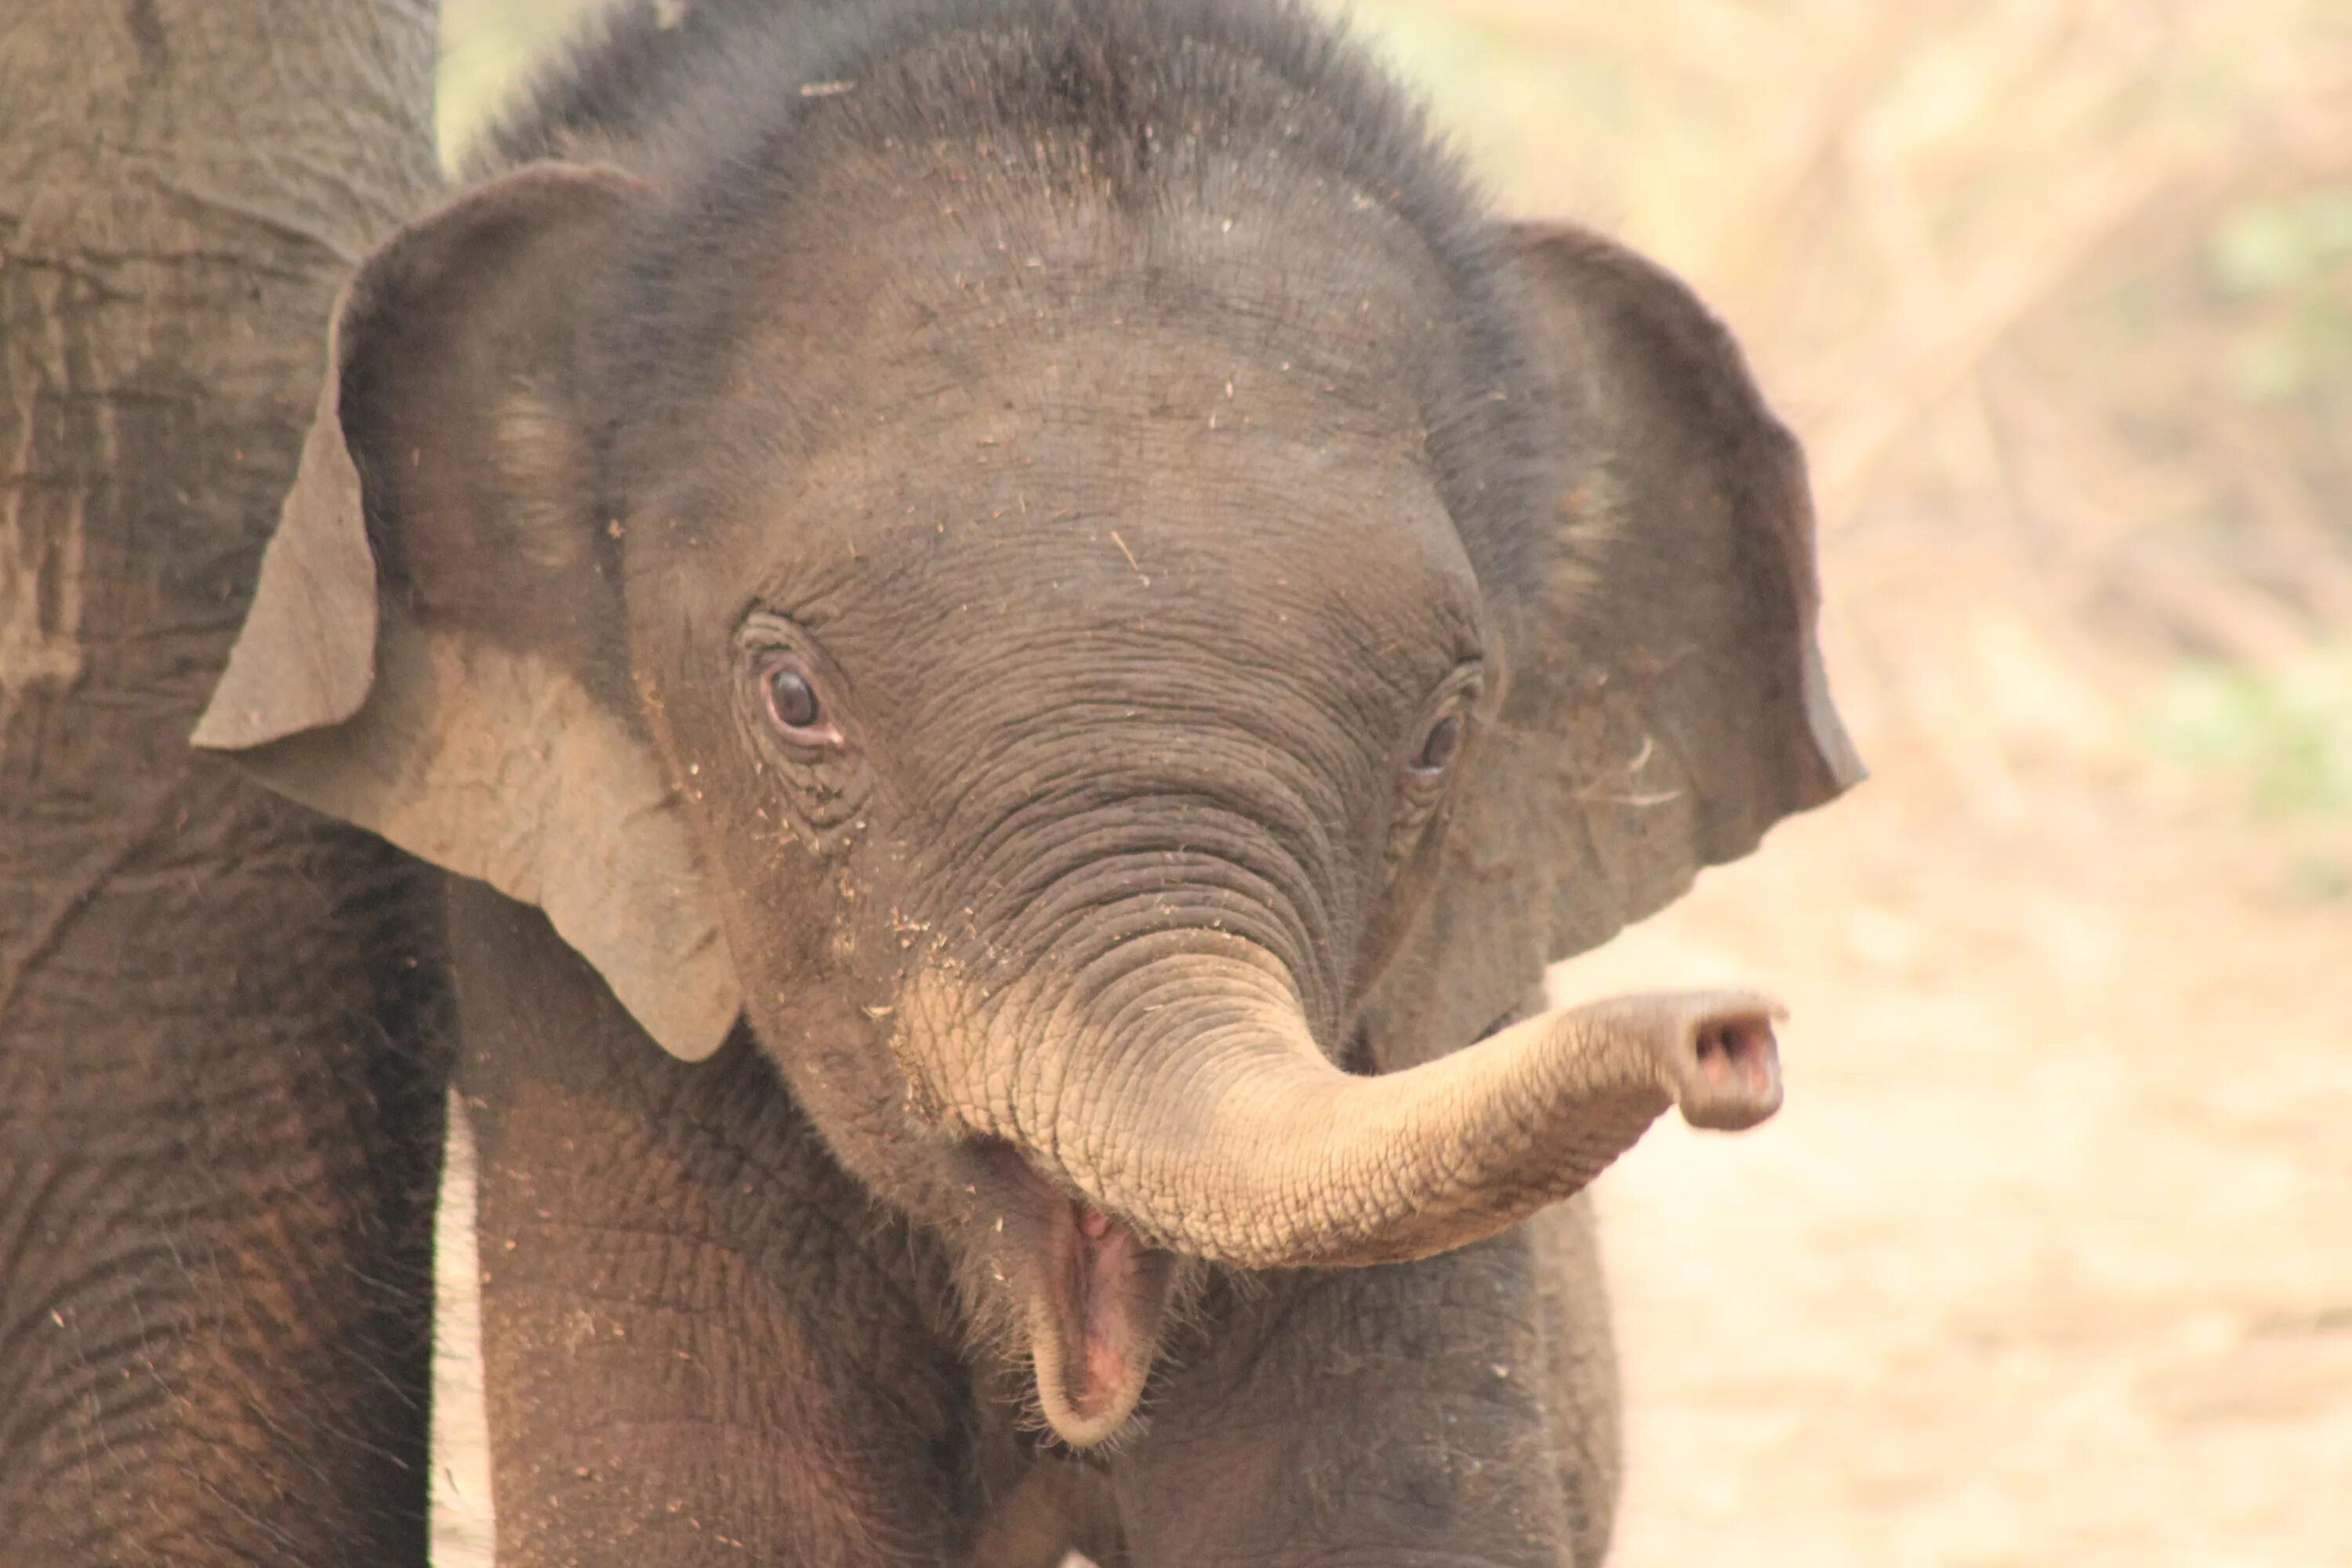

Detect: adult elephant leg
449,882,988,1567
1115,1206,1618,1568
0,3,446,1563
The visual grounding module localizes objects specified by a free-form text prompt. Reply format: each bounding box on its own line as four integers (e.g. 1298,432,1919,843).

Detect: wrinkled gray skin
2,3,447,1563
198,1,1859,1563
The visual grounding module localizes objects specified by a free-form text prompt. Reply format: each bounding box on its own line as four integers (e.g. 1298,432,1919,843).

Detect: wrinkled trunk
0,5,445,1562
955,956,1782,1271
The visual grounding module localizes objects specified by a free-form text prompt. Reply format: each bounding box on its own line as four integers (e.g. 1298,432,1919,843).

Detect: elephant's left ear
194,163,742,1062
1367,220,1864,1068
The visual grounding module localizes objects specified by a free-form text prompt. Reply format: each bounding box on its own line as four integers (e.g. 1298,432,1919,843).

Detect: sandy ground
430,1102,493,1568
1561,771,2352,1568
428,718,2352,1566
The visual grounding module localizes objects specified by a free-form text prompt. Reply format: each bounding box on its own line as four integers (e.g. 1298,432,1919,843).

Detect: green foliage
2150,644,2352,818
2210,189,2352,296
2207,186,2352,403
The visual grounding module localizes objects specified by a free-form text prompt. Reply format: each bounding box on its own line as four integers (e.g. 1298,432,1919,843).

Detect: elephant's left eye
1402,666,1483,788
1409,712,1465,776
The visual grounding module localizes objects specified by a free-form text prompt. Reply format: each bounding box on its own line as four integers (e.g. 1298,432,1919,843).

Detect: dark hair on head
481,0,1556,597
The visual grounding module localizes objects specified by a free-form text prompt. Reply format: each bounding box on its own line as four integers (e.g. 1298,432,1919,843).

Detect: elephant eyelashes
1384,673,1482,867
733,618,868,826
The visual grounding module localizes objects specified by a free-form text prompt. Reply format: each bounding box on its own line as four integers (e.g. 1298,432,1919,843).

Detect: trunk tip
1665,993,1785,1131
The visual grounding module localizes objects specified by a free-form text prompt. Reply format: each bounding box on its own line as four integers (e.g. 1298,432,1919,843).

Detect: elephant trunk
957,957,1787,1271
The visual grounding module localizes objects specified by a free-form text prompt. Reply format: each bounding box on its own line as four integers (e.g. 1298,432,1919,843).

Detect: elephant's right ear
194,163,742,1063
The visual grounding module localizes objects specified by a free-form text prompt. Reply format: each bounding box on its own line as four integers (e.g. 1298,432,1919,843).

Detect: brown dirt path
1570,756,2352,1567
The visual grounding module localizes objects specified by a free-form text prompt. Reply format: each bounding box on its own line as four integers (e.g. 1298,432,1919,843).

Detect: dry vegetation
431,2,2352,1563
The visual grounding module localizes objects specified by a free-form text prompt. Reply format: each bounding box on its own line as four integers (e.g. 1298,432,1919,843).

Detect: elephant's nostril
1693,1019,1775,1093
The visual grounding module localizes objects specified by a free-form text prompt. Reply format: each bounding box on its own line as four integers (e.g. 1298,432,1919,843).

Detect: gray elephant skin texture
195,0,1858,1562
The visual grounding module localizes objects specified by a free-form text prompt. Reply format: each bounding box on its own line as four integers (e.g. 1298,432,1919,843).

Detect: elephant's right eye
756,655,845,749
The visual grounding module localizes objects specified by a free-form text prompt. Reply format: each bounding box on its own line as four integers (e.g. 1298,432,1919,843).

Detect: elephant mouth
974,1143,1176,1447
1028,1192,1171,1445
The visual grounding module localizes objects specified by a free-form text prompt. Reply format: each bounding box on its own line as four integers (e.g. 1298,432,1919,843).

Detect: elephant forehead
629,143,1486,626
717,345,1486,681
716,127,1457,426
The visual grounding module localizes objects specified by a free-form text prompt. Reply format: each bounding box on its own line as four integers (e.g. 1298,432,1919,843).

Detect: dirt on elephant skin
428,731,2352,1568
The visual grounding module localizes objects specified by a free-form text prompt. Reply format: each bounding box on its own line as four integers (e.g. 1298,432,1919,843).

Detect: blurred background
429,3,2352,1563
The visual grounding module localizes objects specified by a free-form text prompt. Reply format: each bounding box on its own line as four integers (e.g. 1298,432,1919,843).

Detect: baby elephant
197,0,1857,1562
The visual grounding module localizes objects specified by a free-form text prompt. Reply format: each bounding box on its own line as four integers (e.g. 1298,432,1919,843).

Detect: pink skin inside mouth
1049,1196,1149,1428
971,1142,1167,1444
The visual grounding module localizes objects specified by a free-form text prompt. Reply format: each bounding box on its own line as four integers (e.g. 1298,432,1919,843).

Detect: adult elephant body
198,0,1860,1562
0,3,446,1563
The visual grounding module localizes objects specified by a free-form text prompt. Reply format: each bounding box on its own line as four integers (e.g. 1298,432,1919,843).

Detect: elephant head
194,9,1857,1449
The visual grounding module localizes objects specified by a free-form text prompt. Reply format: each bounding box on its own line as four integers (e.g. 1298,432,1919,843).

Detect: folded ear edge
193,162,648,755
191,162,741,1064
191,282,380,753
